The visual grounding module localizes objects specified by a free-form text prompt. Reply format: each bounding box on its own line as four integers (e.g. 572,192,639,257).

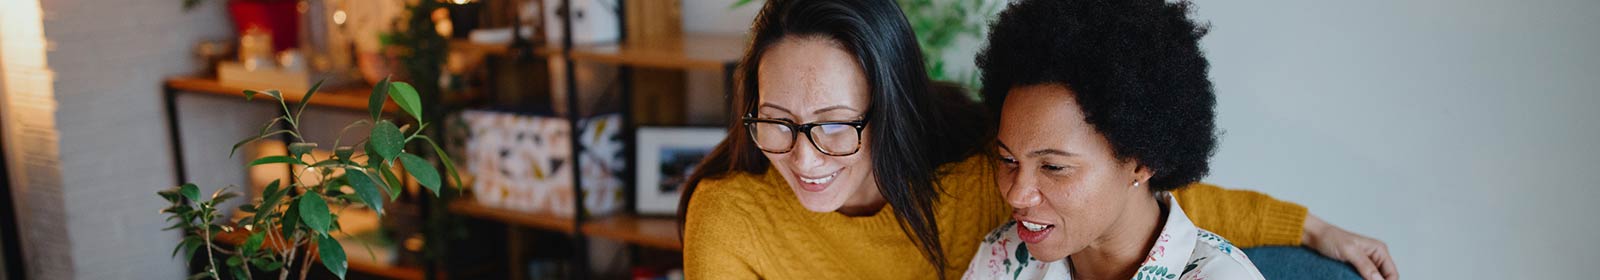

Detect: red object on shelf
228,0,299,52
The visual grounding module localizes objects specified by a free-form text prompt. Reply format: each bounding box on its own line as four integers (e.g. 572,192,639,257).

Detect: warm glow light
450,0,472,5
333,10,348,25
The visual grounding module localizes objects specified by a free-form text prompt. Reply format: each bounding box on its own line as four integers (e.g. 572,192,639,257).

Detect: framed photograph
635,127,726,216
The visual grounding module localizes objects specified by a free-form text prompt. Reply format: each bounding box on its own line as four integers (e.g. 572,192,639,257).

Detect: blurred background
0,0,1595,279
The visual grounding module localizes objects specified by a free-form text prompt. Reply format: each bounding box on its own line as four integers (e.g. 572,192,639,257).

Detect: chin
788,180,848,213
1028,238,1073,262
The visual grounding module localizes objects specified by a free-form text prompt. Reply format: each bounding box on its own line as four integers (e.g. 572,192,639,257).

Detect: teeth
801,172,837,184
1021,221,1050,232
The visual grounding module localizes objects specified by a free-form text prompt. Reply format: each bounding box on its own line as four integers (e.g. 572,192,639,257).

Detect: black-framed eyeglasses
742,116,869,156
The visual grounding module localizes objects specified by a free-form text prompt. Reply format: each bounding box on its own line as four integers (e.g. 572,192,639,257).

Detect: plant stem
201,214,220,279
299,241,315,280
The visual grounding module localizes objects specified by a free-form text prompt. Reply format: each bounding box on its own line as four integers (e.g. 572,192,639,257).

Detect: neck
1070,192,1167,280
836,179,886,216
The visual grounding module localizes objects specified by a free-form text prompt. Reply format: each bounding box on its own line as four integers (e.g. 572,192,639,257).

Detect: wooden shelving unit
438,2,747,279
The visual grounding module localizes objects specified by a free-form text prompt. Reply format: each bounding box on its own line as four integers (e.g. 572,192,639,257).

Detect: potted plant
157,78,462,280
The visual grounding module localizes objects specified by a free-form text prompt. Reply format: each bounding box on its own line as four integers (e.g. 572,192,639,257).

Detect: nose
789,134,827,169
1005,168,1042,209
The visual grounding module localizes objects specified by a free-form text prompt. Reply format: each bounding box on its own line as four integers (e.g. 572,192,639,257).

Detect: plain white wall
1193,0,1600,278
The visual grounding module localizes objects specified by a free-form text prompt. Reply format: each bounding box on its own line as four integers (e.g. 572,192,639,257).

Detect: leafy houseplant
158,78,462,280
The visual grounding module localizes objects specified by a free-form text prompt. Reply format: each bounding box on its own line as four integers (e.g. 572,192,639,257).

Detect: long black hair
677,0,991,276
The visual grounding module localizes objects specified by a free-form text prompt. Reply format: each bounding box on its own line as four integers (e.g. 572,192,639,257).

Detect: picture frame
634,127,726,216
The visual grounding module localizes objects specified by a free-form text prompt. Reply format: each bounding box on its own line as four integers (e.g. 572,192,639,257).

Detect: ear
1129,162,1155,189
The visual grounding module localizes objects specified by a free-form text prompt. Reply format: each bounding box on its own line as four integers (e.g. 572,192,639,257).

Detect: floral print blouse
962,194,1266,280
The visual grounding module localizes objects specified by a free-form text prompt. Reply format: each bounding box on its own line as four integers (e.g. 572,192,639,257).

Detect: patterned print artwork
459,110,623,217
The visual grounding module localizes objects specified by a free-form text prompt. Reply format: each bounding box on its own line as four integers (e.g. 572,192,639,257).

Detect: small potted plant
158,78,461,280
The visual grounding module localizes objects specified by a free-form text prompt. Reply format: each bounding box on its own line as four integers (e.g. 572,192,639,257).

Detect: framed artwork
459,110,624,217
634,127,725,216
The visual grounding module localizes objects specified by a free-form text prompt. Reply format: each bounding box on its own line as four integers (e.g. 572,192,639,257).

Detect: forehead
997,84,1101,151
755,37,869,116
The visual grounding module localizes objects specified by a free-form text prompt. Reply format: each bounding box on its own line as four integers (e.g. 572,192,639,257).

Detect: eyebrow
995,140,1079,158
758,103,862,116
758,103,793,115
812,105,861,115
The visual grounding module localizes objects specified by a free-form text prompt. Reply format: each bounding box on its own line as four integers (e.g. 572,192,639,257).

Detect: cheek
995,169,1016,196
839,153,871,178
1038,176,1107,221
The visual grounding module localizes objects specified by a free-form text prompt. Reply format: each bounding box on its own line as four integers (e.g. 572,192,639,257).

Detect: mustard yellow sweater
683,155,1306,279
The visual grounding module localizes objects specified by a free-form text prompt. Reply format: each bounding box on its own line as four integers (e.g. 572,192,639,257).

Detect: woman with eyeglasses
679,0,1393,279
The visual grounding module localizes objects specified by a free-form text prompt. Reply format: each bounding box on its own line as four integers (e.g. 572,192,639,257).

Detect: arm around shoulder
1173,183,1308,247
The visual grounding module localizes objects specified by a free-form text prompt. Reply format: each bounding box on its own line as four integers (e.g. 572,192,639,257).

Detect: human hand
1304,214,1399,280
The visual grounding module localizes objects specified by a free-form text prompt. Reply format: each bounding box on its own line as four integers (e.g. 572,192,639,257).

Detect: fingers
1372,245,1399,280
1345,249,1382,280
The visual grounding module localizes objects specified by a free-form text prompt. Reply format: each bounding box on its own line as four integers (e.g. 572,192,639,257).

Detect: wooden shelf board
449,39,558,58
447,201,683,250
569,33,745,71
447,200,577,234
166,77,396,113
582,215,682,251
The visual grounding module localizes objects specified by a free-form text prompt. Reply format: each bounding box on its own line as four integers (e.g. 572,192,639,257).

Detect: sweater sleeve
1173,182,1308,247
683,179,761,279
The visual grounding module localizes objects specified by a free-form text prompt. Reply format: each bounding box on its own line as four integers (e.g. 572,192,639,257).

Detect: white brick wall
2,0,245,278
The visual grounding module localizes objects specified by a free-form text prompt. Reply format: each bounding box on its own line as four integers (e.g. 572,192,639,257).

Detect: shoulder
1180,229,1266,280
935,154,999,201
933,154,1011,250
686,171,776,223
683,172,775,263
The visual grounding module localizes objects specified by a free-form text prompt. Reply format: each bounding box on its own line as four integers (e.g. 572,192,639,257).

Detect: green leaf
243,89,282,102
259,180,283,211
226,255,243,267
368,76,391,120
173,235,201,259
387,82,423,122
252,259,283,271
180,183,200,202
210,187,238,204
297,193,332,235
334,146,356,164
420,136,463,189
281,201,300,239
345,168,385,216
369,121,405,162
230,129,293,158
295,79,326,120
242,231,265,256
307,159,343,169
316,234,348,279
398,153,440,195
249,155,305,167
379,165,403,201
158,189,182,203
288,142,318,158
